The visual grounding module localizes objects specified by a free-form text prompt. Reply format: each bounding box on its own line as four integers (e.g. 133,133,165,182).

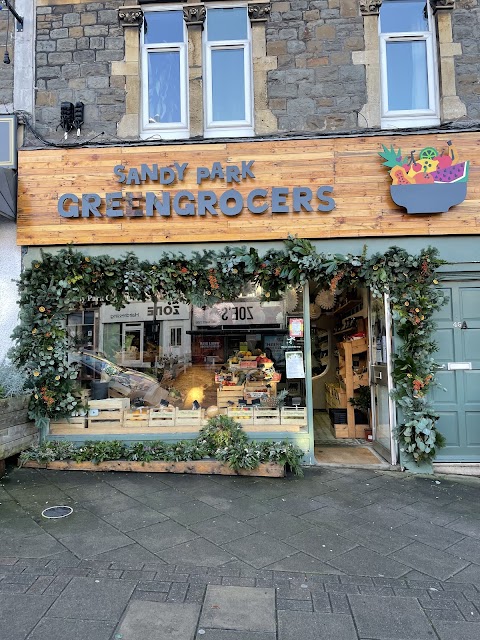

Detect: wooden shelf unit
338,337,368,438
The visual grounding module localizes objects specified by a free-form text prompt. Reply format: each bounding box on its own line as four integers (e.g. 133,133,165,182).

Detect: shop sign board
100,301,190,323
193,302,284,327
379,140,469,214
16,133,479,245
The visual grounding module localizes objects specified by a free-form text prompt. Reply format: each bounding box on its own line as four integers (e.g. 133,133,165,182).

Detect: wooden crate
227,407,254,425
148,408,176,428
87,399,125,430
217,385,245,409
280,407,308,426
253,407,280,425
50,416,87,430
325,383,346,408
175,408,202,426
124,409,149,429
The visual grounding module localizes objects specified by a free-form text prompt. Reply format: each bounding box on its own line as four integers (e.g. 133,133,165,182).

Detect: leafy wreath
10,236,447,464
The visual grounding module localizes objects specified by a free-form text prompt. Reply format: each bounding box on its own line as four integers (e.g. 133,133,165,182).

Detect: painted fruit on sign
379,140,470,214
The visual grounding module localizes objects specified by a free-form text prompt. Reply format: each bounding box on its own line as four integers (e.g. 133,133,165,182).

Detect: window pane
211,49,246,121
208,8,248,41
148,51,181,123
144,11,184,44
380,1,429,33
386,41,429,110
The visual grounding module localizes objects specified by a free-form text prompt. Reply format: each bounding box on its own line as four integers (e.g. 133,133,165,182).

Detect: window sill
204,127,255,139
381,115,440,130
140,129,190,141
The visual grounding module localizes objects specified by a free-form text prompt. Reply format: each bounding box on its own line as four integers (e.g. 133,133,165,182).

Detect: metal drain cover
41,505,73,519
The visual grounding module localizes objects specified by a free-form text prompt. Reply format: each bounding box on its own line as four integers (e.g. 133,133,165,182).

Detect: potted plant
349,385,372,439
0,360,37,475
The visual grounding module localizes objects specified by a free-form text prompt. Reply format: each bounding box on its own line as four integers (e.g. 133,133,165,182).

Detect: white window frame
140,6,189,140
379,1,440,129
170,327,182,348
203,4,254,138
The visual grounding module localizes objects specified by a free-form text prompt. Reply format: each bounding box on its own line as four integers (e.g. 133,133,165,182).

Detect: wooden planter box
21,459,285,477
0,395,37,472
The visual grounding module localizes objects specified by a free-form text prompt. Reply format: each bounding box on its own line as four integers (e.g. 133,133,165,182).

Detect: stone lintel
118,5,144,29
359,0,382,16
248,2,272,23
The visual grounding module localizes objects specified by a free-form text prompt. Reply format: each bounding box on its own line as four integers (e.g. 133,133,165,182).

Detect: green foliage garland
10,236,446,463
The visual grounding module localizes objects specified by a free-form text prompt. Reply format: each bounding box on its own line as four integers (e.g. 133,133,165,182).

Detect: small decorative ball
205,405,219,418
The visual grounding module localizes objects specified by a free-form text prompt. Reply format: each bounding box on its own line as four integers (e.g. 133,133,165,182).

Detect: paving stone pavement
1,466,480,639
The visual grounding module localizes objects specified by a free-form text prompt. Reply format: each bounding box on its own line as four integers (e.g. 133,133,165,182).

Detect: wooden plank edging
21,459,285,477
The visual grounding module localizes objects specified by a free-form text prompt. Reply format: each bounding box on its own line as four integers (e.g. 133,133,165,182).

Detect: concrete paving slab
54,526,132,559
446,516,480,539
447,563,480,585
200,585,275,632
115,600,200,640
160,501,223,525
264,552,344,574
86,542,163,567
101,504,169,532
188,514,257,545
26,618,115,640
156,537,235,567
265,495,328,516
47,577,137,621
246,510,312,540
197,630,275,640
0,594,55,640
82,492,141,516
390,542,470,581
284,527,358,561
223,533,296,569
394,519,466,550
277,611,358,640
127,519,198,553
349,594,434,640
327,546,411,578
214,496,277,521
433,620,480,640
0,534,67,559
340,522,413,555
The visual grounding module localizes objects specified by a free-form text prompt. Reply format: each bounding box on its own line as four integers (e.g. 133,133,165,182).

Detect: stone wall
35,1,125,140
0,8,14,112
453,0,480,120
266,0,366,132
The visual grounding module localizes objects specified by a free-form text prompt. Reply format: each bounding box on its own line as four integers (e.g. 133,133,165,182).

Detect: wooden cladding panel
17,133,480,245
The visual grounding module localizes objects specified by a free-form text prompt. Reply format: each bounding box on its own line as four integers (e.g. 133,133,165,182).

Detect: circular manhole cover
41,506,73,519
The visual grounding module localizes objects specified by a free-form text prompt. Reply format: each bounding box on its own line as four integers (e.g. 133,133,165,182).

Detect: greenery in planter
349,386,371,414
10,237,446,464
19,416,305,475
0,359,26,398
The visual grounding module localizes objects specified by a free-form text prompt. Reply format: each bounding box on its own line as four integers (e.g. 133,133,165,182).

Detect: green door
431,281,480,461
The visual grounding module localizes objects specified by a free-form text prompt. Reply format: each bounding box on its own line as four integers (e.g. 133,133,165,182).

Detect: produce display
379,141,469,186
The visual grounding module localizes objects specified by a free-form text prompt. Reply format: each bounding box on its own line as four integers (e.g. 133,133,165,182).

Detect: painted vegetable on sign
379,141,469,214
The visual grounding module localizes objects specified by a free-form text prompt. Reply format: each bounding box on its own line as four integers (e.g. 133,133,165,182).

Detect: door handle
375,372,383,381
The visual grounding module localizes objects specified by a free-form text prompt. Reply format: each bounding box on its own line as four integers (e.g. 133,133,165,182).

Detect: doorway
431,280,480,461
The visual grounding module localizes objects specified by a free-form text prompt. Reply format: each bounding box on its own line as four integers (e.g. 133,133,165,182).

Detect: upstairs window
204,6,254,137
141,9,189,138
379,1,439,129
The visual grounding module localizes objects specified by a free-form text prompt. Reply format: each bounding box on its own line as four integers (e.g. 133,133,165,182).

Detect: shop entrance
431,280,480,461
311,286,391,466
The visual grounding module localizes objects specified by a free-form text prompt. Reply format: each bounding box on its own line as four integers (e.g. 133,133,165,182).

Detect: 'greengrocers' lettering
58,186,335,218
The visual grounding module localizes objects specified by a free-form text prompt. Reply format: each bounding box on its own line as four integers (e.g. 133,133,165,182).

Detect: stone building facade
13,0,478,144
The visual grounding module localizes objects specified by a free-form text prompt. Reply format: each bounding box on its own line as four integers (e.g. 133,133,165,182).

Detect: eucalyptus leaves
10,236,446,463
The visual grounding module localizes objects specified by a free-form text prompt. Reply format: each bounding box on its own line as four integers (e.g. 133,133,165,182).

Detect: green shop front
15,132,480,468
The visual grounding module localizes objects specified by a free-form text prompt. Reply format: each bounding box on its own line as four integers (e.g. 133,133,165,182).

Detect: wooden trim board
22,459,285,477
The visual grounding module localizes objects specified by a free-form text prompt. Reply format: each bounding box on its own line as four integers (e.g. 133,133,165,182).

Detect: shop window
204,6,254,137
170,327,182,347
379,1,440,129
141,8,189,139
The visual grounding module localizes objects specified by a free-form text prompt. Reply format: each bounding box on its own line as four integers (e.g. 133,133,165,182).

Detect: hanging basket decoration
309,303,322,320
284,288,299,313
315,290,335,310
